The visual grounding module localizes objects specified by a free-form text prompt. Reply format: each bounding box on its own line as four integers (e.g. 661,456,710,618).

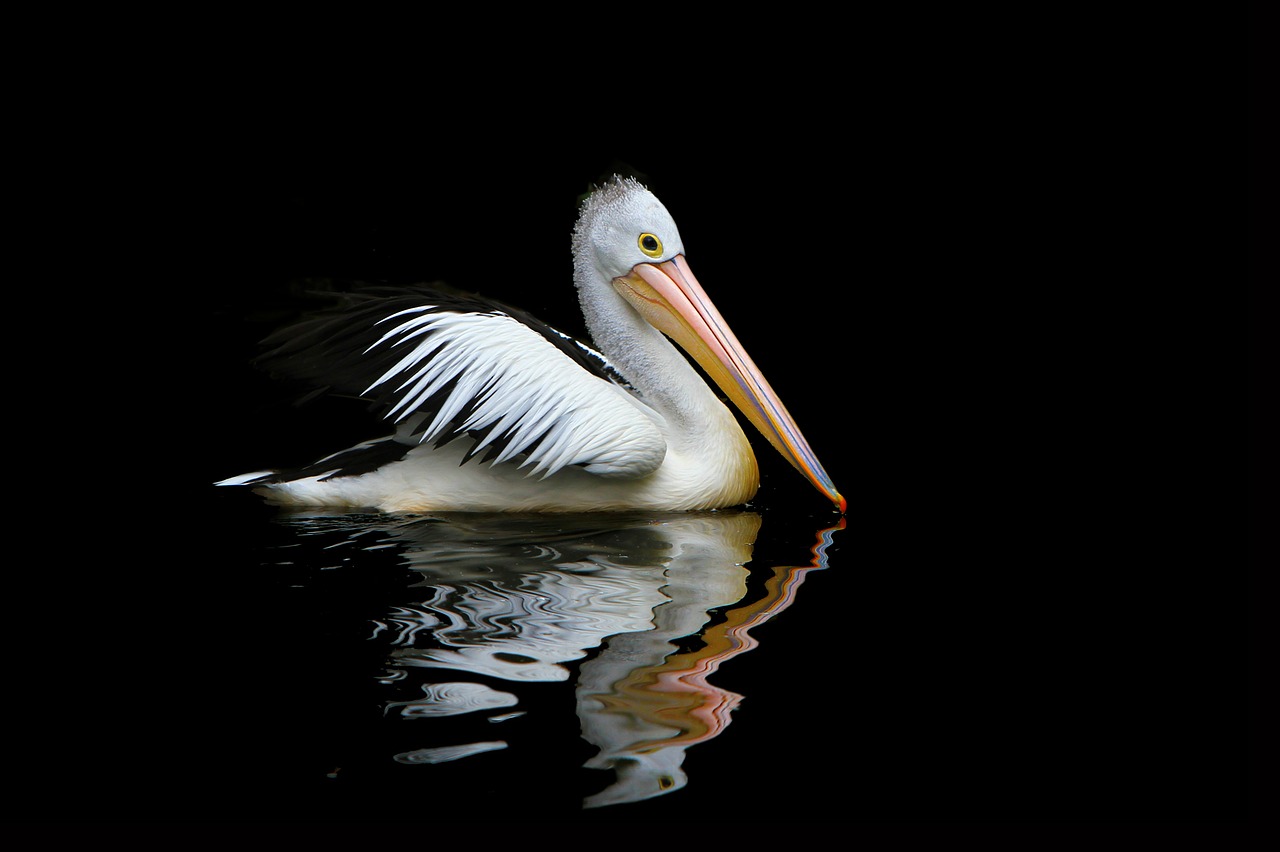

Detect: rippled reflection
274,509,842,808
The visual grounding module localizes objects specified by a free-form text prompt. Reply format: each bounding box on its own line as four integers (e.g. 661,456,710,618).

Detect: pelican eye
638,233,663,258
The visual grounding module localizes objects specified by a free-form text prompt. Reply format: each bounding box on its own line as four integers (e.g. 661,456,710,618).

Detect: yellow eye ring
638,233,664,258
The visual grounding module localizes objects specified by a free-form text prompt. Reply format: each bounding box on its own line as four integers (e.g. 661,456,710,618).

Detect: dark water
180,500,861,822
6,481,1248,825
220,507,847,818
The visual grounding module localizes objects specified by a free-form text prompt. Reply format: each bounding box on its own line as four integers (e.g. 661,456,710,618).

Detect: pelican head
572,177,845,513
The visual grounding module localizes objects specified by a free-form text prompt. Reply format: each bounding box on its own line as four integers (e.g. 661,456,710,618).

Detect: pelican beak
615,256,845,513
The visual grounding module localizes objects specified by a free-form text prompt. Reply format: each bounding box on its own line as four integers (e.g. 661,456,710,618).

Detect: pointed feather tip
215,471,276,487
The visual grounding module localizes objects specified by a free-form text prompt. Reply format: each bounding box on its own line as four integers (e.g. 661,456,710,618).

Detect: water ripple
268,510,844,808
389,570,669,682
385,681,518,718
393,741,507,765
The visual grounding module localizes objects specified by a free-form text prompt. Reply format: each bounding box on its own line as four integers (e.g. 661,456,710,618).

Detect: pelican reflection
277,509,842,807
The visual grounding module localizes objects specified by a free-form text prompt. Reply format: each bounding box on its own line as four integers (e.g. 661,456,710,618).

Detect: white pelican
218,176,844,513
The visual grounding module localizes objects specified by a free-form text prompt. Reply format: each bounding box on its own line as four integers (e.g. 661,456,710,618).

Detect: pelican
217,176,844,513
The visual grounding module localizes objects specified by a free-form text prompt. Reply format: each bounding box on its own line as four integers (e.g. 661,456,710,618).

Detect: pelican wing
257,287,666,480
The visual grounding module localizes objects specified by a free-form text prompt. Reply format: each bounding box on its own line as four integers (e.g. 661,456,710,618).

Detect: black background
6,15,1256,829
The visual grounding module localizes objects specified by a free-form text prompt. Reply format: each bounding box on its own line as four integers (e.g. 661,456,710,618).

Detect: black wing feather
255,282,634,471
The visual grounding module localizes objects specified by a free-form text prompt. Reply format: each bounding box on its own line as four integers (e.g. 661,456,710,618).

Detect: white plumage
218,177,844,514
365,307,666,479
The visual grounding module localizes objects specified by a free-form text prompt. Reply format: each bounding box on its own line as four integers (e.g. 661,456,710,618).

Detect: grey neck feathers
574,266,717,433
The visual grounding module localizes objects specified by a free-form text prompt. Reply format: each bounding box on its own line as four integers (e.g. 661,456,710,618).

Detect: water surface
254,509,842,813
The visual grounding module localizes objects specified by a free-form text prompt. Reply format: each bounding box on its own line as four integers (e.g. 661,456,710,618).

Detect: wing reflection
276,509,843,808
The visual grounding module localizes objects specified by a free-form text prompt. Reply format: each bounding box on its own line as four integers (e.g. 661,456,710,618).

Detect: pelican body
219,177,844,513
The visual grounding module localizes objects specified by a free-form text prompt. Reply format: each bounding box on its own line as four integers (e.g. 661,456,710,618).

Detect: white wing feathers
365,307,666,479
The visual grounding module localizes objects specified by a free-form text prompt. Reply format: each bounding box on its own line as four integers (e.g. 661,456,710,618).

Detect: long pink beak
615,255,845,513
